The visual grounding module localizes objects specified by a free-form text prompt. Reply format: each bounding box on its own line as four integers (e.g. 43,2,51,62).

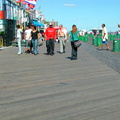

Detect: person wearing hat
45,23,56,55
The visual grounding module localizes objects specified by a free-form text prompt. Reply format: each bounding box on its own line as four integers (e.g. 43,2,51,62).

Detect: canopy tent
32,21,44,27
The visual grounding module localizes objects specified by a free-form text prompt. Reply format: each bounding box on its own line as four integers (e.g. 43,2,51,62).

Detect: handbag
71,31,81,48
74,40,82,48
38,38,43,47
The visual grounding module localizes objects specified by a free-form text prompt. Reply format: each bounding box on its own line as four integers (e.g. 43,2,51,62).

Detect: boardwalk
0,41,120,120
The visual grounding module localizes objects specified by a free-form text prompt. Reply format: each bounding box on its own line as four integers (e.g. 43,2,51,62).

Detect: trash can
94,37,97,46
97,37,102,46
84,36,88,42
81,36,84,41
118,35,120,39
113,40,120,52
110,35,115,41
79,36,83,41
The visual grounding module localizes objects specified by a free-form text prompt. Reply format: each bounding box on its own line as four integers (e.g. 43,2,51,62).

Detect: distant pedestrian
69,25,80,60
24,25,32,53
118,23,120,28
31,26,40,55
58,25,67,54
118,23,120,34
99,24,110,50
16,25,23,55
45,23,56,55
92,28,97,40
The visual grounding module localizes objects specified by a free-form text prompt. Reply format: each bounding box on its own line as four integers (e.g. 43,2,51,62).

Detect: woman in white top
16,25,23,55
24,25,32,53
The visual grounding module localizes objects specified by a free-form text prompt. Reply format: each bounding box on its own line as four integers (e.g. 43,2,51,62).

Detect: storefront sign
0,11,4,19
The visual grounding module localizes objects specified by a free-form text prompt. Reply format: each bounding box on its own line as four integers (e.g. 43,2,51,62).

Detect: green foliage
43,21,49,25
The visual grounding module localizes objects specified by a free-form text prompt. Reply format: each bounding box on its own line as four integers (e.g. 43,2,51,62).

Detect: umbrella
32,21,44,27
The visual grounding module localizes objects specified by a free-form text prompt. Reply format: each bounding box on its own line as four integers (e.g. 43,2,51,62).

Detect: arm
37,32,41,40
67,32,70,38
103,33,106,39
20,29,23,41
54,29,56,41
44,29,47,41
64,29,67,40
58,30,60,39
28,31,32,41
24,31,26,40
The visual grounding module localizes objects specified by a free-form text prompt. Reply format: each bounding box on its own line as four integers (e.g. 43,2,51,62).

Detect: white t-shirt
25,29,32,40
102,27,108,39
17,29,22,38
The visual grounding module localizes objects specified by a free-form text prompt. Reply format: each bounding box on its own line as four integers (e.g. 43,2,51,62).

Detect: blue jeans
32,39,38,54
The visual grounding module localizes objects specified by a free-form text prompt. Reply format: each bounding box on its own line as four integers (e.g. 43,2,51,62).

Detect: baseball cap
49,23,53,26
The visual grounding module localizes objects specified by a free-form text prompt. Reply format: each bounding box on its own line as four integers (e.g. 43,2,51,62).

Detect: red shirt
45,27,56,40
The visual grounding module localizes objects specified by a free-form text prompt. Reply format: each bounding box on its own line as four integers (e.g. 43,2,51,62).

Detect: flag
24,0,36,6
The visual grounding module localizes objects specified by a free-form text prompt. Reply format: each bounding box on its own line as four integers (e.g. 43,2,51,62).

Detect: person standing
69,25,80,60
24,25,32,53
92,28,97,41
58,25,67,54
118,23,120,28
45,23,56,55
31,26,40,55
16,25,23,55
118,23,120,34
99,24,110,50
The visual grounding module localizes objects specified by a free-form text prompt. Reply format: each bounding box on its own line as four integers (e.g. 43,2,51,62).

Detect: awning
32,21,44,27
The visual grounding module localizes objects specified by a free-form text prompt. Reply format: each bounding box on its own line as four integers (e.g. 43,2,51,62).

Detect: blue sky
35,0,120,32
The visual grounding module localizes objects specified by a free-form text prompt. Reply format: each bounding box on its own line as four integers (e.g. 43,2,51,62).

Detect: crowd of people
15,23,118,60
15,23,81,60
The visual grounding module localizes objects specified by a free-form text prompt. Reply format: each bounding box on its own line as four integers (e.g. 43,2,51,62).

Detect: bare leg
99,44,103,49
106,44,110,50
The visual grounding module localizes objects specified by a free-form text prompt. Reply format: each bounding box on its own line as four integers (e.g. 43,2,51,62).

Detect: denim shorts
102,39,108,44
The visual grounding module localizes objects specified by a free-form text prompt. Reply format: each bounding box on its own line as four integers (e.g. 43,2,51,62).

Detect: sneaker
60,52,63,54
71,57,78,60
46,53,50,55
106,48,110,50
50,52,54,56
17,53,22,55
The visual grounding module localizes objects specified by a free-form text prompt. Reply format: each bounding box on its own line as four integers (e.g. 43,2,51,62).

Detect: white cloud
64,4,76,7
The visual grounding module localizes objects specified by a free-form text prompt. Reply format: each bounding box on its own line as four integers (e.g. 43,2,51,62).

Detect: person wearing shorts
99,24,110,50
